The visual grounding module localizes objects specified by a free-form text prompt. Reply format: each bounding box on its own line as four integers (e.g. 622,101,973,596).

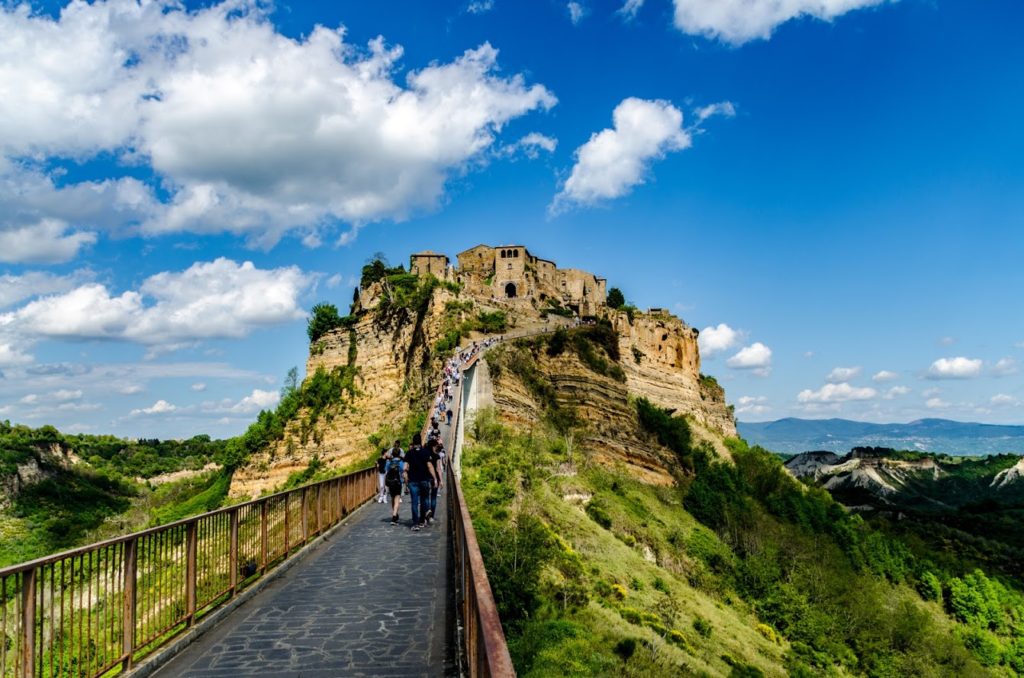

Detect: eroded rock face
229,289,461,499
613,311,736,437
486,346,678,485
230,248,736,496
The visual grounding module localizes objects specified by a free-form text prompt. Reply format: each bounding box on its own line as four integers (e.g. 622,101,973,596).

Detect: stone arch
500,249,507,258
505,282,517,299
513,249,519,258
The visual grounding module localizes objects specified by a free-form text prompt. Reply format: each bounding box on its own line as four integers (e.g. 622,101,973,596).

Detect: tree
307,303,342,343
607,287,625,309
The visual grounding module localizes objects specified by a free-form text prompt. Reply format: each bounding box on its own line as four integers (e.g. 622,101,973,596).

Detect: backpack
385,460,402,485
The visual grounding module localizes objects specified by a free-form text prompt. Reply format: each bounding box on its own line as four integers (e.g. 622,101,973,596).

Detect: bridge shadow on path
153,484,452,677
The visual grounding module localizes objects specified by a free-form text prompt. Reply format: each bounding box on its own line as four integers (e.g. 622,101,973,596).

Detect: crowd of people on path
373,337,500,531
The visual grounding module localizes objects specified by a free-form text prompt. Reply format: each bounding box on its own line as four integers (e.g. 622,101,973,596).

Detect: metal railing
0,467,376,677
443,347,516,678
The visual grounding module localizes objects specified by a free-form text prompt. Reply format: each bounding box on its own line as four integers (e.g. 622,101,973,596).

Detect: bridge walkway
152,486,451,678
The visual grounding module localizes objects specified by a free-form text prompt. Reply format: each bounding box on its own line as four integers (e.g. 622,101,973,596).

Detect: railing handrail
0,466,374,578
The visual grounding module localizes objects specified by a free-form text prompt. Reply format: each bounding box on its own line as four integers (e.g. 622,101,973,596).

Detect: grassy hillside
461,333,1024,676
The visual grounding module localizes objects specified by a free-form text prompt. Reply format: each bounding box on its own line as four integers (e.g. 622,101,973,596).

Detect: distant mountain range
737,417,1024,455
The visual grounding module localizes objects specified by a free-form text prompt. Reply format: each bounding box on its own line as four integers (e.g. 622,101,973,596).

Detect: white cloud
939,336,956,346
553,98,690,211
4,258,312,348
922,387,941,398
20,394,39,404
0,219,97,264
926,356,983,379
119,384,144,395
224,388,280,414
0,2,556,250
0,270,93,309
325,274,343,290
726,342,772,376
671,0,889,45
826,366,861,383
991,394,1019,407
698,323,740,356
883,385,911,400
872,370,899,382
618,0,645,20
499,133,558,160
568,2,587,24
131,399,177,415
52,389,82,401
992,357,1019,377
694,101,736,122
735,395,770,416
467,0,495,13
0,341,33,367
925,397,950,409
797,382,877,403
803,351,814,359
191,382,207,392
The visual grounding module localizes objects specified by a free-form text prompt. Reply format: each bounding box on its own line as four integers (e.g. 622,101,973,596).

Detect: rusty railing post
301,488,309,544
121,538,137,671
20,569,34,678
185,521,197,626
229,509,239,595
284,493,291,554
260,502,268,574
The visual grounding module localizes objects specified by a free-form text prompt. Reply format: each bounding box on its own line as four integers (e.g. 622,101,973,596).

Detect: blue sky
0,0,1022,438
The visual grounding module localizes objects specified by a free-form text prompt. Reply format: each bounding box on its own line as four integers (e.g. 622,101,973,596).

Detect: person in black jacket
403,433,438,531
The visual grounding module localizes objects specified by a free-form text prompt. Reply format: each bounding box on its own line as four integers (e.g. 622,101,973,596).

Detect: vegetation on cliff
463,338,1024,676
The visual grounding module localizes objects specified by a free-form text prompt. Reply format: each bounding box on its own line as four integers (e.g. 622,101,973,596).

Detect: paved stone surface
154,465,453,677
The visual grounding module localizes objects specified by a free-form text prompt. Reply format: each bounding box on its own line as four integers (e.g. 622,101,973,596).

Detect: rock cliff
229,246,736,496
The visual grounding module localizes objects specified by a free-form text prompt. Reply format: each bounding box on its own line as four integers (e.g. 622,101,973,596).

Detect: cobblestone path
154,475,452,677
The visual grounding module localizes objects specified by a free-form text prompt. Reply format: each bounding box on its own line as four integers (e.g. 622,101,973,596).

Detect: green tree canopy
607,287,625,309
307,302,342,343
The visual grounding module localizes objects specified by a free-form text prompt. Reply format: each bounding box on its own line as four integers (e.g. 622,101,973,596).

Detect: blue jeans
429,483,439,515
408,481,431,525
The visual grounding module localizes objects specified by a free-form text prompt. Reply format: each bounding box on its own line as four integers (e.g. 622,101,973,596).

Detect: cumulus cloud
2,258,313,351
568,2,587,24
735,395,770,416
826,366,861,383
0,1,557,251
214,388,281,414
797,382,877,403
872,370,899,382
726,342,772,376
926,357,983,379
925,397,950,409
0,270,94,309
191,382,207,392
0,219,97,264
992,357,1019,377
698,323,740,356
671,0,889,45
618,0,645,20
131,399,177,415
883,385,911,400
553,98,690,211
991,394,1019,407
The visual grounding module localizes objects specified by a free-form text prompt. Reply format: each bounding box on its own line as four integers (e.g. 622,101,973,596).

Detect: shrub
586,500,613,529
613,638,637,661
693,616,713,639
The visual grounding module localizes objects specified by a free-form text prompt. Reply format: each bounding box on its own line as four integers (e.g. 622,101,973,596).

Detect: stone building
410,244,608,316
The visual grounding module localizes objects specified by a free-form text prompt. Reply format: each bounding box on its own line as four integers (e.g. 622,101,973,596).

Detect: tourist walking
383,452,405,525
376,448,389,503
403,433,437,531
427,440,443,520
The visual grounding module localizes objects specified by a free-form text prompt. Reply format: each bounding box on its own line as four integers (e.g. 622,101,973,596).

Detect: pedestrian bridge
0,345,514,678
